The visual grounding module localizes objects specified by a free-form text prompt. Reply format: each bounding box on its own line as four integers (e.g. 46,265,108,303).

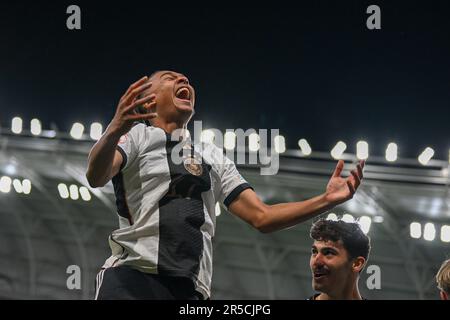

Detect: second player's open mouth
313,271,329,280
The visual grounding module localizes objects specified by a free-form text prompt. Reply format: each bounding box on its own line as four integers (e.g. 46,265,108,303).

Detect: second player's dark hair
310,218,371,261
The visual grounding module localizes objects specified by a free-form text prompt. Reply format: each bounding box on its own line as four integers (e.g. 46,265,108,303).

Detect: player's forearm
259,194,333,233
86,126,121,187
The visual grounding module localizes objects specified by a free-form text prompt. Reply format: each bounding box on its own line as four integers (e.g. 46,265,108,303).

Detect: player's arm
86,76,157,187
228,160,364,233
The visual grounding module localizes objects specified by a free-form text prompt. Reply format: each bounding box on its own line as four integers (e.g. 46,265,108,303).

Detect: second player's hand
108,76,157,137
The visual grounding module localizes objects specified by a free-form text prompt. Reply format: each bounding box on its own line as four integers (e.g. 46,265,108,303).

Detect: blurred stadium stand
0,131,448,299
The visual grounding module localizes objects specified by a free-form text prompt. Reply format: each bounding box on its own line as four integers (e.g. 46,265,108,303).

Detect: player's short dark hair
310,218,371,261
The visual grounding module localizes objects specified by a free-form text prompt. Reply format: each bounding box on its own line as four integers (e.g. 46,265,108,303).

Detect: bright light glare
410,222,421,239
298,139,312,156
70,123,84,140
418,147,434,165
12,179,23,194
12,117,23,134
58,183,69,199
69,184,79,200
79,186,91,201
423,223,436,241
356,141,369,160
342,214,355,223
0,176,12,193
22,179,31,194
90,123,103,140
441,225,450,243
385,143,398,162
224,132,236,150
373,216,384,223
359,216,372,234
326,213,338,221
30,119,42,136
331,141,347,160
274,135,286,154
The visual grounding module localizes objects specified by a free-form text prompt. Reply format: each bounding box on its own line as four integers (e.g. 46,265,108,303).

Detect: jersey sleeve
116,123,145,171
209,145,253,208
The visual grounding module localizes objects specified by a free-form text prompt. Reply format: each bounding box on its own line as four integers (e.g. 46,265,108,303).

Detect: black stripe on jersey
111,172,134,225
116,146,128,170
224,183,253,208
157,137,211,279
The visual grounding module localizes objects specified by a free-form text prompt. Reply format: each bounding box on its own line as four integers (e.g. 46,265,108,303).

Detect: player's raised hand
325,160,365,205
109,76,157,136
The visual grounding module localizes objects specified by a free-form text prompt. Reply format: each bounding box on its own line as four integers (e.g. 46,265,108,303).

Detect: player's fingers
124,76,148,96
347,179,356,195
123,81,152,105
332,160,344,178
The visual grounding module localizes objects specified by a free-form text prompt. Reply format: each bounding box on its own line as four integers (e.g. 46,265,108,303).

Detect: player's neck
152,119,186,134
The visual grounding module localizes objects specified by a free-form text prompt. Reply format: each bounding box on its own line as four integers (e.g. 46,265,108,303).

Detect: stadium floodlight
224,132,236,150
5,164,16,176
200,129,215,144
248,133,260,152
12,117,23,134
90,122,103,140
69,184,79,200
274,135,286,154
0,176,12,193
215,202,221,217
326,213,338,221
418,147,434,165
342,214,354,223
359,216,372,235
45,130,57,138
12,179,23,194
79,186,91,201
22,179,31,195
58,183,69,199
410,222,421,239
442,168,449,178
385,143,398,162
30,119,42,136
356,141,369,160
373,216,384,223
441,225,450,243
331,141,346,160
298,139,312,156
70,123,84,140
423,222,436,241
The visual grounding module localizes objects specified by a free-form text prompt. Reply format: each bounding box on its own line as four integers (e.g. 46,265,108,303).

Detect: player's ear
352,257,366,273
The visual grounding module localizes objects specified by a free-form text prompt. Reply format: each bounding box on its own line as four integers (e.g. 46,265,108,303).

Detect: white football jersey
101,123,252,299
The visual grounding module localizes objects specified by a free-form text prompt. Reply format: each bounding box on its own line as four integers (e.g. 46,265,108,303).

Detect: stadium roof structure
0,130,449,300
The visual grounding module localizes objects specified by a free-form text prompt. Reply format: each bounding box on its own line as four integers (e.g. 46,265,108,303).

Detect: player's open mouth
175,86,191,102
313,270,329,280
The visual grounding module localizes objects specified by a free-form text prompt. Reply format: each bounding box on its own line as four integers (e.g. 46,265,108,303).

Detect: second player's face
310,240,354,295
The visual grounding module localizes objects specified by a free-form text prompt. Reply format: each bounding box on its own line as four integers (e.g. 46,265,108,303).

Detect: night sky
0,1,449,159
